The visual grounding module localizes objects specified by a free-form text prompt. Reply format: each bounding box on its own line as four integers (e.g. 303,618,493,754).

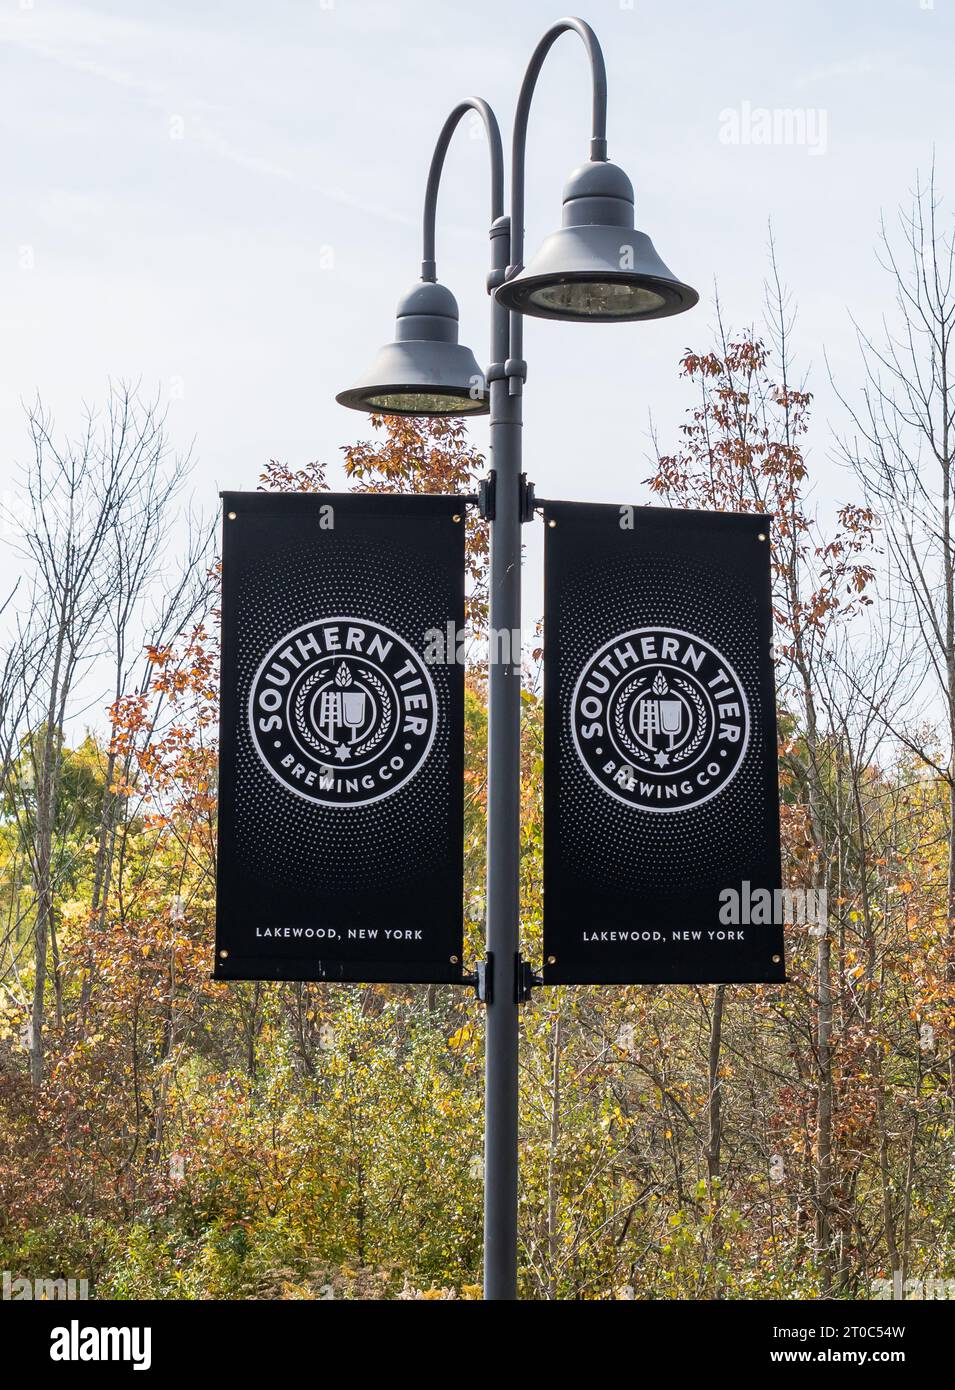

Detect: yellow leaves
59,898,91,926
448,1023,474,1052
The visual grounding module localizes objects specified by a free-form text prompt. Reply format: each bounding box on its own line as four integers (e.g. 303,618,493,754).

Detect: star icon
333,744,352,761
653,750,670,767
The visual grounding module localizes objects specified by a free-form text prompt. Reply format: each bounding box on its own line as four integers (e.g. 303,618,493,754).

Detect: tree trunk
30,622,67,1087
705,985,726,1187
547,1015,562,1301
815,927,834,1292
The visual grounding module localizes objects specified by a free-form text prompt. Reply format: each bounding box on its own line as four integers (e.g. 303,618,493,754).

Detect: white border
247,616,440,809
569,625,752,814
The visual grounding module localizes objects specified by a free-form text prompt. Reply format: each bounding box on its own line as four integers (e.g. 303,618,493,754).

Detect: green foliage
2,412,953,1301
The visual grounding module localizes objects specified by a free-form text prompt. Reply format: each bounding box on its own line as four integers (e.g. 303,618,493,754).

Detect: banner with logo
543,502,784,984
216,492,464,983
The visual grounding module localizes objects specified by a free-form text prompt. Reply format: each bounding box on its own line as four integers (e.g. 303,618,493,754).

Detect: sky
1,0,953,656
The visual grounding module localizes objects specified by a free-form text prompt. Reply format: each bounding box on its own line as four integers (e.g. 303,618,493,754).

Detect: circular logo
248,617,437,807
571,626,750,813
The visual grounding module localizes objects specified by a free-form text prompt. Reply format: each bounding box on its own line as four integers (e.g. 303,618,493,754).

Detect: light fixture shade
496,161,699,323
336,281,488,416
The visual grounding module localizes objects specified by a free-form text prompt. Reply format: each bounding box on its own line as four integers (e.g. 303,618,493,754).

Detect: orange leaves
109,693,149,754
342,413,483,498
258,458,329,493
680,341,770,380
339,413,489,638
647,332,876,667
110,621,220,817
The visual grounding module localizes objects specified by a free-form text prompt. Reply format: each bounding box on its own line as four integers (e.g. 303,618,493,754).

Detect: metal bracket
485,358,528,386
476,955,493,1004
506,357,527,398
516,953,542,1003
462,955,493,1004
486,358,527,399
478,471,496,521
476,472,534,524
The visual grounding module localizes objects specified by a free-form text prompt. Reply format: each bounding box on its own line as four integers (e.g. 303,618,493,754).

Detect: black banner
215,492,464,983
543,502,783,984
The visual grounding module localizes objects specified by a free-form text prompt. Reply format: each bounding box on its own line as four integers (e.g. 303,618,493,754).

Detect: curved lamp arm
421,97,505,283
509,17,608,279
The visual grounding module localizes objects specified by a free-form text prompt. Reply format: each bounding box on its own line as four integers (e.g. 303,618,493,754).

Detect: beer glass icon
341,690,367,741
658,699,682,749
318,688,367,742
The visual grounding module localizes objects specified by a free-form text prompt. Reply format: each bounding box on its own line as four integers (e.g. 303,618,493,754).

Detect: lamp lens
365,390,486,415
526,280,668,318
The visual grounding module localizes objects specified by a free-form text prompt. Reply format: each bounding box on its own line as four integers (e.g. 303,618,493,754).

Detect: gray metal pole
419,101,521,1300
415,21,612,1301
482,16,605,1299
483,215,522,1301
342,14,686,1302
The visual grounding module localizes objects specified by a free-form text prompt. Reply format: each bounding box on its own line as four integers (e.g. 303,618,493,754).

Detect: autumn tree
647,263,874,1292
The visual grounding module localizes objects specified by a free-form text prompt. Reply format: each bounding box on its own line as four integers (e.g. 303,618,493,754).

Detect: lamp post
337,15,698,1301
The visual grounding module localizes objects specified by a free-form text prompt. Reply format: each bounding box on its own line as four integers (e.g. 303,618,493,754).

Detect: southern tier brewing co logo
248,618,438,807
571,626,750,813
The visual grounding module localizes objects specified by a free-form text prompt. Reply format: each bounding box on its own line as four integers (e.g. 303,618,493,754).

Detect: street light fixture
494,158,698,322
335,280,489,417
337,94,502,420
336,17,698,1300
